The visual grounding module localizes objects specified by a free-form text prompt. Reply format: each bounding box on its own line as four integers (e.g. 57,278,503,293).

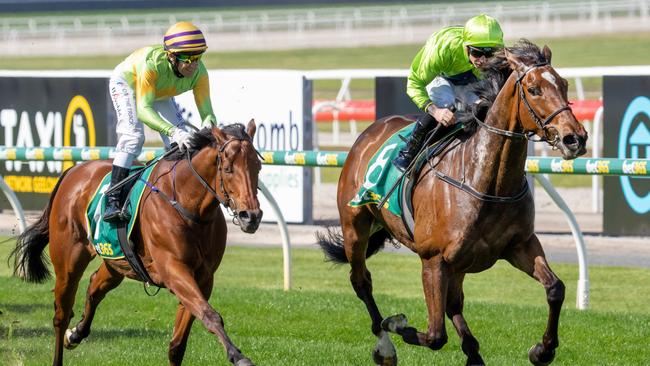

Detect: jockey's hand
171,127,192,152
427,104,456,127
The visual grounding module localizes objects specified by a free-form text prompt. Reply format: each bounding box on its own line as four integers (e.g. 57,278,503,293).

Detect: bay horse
10,121,262,366
318,40,587,365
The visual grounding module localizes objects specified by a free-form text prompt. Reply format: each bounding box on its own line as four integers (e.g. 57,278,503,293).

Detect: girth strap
431,169,530,203
115,208,160,290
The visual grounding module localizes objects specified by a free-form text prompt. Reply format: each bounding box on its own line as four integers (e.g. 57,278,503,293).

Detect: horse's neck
464,76,529,196
174,148,222,216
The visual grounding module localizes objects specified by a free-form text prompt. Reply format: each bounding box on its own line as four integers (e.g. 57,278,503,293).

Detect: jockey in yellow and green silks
393,14,504,172
104,21,217,222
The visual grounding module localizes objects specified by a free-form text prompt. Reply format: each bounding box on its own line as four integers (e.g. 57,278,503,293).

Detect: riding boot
103,165,130,223
392,114,437,172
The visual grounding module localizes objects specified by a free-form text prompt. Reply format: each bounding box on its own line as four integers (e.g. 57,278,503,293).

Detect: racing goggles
175,52,203,64
468,46,496,58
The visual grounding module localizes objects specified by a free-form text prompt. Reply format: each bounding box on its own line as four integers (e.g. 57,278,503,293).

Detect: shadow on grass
1,325,168,340
0,303,50,314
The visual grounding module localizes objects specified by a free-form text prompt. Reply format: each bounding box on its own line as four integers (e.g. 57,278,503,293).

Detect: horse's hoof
63,327,80,350
381,314,408,333
372,331,397,366
235,358,255,366
372,349,397,366
528,343,555,366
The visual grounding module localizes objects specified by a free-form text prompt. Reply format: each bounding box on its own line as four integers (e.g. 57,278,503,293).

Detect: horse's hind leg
504,234,564,366
50,240,93,366
168,303,196,366
341,208,397,365
446,273,484,366
64,262,124,350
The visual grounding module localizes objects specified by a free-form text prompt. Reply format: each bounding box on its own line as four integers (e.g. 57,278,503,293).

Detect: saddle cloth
85,164,156,259
348,124,415,216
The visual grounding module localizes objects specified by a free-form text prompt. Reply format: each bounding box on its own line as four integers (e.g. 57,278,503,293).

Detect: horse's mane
456,39,549,126
164,123,248,161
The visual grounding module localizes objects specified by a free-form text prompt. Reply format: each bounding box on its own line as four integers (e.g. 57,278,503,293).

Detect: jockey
104,21,217,222
392,14,504,171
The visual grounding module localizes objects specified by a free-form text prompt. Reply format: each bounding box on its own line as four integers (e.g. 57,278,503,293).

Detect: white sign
174,70,311,223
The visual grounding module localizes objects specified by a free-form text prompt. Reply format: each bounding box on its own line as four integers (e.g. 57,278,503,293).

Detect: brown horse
10,121,262,366
318,40,587,365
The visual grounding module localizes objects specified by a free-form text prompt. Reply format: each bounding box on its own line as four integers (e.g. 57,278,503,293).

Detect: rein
147,136,252,225
429,64,573,203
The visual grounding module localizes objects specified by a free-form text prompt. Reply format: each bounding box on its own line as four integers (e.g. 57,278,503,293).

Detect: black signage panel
375,76,421,119
0,77,112,209
603,76,650,236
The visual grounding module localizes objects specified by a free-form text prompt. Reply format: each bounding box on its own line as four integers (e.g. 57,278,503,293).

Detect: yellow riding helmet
163,21,208,53
462,14,504,48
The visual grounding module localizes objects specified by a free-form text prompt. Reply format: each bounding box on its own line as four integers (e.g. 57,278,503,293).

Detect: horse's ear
212,126,227,144
542,45,552,64
246,119,256,139
504,48,526,73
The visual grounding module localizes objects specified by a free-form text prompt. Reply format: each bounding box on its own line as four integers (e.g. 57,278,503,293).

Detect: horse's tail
9,168,71,283
316,226,390,264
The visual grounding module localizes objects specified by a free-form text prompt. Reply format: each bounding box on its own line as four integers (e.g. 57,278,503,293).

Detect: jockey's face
467,46,495,69
176,58,200,77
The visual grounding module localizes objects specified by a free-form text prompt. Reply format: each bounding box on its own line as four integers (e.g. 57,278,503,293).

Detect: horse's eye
527,86,542,96
224,165,233,174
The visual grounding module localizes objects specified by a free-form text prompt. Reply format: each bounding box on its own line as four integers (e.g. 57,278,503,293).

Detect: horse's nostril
238,211,250,221
563,134,579,149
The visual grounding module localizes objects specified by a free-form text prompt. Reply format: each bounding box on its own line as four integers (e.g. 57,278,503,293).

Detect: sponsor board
173,70,313,223
0,77,111,209
603,76,650,235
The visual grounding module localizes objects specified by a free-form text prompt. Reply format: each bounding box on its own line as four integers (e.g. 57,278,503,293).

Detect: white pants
109,74,185,168
426,76,480,110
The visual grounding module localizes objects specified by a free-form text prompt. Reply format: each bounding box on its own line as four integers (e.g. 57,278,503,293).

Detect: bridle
142,132,260,226
473,62,571,147
434,62,571,203
516,62,571,145
185,135,258,226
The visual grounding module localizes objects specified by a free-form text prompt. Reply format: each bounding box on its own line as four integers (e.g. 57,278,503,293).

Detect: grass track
1,239,649,365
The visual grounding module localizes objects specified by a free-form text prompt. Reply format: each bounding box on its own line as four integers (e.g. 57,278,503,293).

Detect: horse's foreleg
164,262,253,366
505,234,564,366
168,303,196,366
50,242,92,366
383,255,449,351
446,274,484,366
64,262,124,350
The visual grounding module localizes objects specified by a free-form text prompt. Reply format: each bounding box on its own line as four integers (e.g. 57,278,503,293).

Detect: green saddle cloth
348,124,415,216
85,164,156,259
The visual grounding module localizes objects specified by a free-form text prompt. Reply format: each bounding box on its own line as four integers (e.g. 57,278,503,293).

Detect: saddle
349,120,465,240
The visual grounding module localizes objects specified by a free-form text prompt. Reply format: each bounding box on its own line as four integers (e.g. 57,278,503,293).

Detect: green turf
1,237,649,365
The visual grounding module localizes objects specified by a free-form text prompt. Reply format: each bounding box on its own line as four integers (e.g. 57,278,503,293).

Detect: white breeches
109,74,184,168
426,76,480,109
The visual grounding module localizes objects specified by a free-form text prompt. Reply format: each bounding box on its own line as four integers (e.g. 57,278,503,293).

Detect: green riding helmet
462,14,504,48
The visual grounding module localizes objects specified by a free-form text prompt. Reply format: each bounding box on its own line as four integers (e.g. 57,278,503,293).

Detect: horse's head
213,120,263,233
504,44,588,159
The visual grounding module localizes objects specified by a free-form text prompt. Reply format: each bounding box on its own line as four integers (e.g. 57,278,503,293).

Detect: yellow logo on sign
63,95,96,170
262,151,274,164
526,159,540,173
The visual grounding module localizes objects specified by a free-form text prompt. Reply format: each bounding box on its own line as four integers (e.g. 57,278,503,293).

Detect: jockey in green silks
392,14,505,172
104,21,217,222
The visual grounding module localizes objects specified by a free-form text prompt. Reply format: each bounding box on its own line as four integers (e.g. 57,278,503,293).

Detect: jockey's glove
171,127,193,152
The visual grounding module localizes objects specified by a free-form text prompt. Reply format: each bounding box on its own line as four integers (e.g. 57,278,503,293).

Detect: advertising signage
0,76,112,209
603,76,650,236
